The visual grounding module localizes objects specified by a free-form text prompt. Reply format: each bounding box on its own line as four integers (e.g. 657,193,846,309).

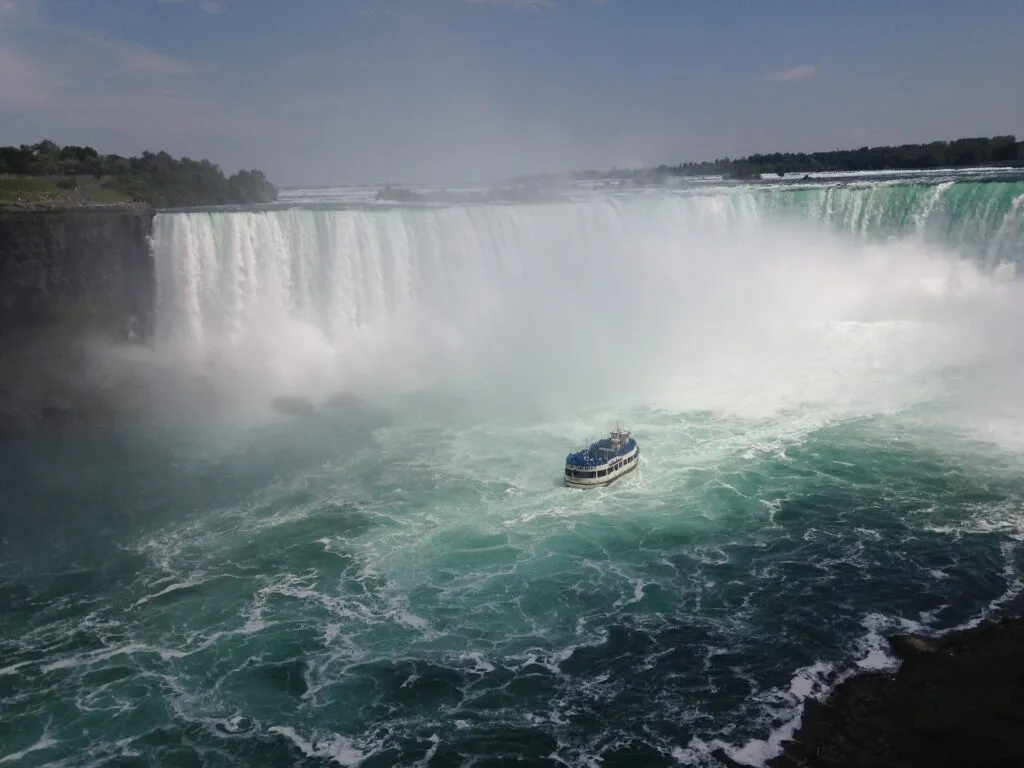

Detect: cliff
0,205,154,336
0,205,156,435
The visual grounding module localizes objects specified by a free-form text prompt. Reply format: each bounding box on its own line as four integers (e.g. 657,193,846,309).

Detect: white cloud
0,43,59,109
157,0,227,13
463,0,556,7
86,35,216,75
0,0,41,23
461,0,609,6
764,64,816,82
0,10,220,134
0,3,315,176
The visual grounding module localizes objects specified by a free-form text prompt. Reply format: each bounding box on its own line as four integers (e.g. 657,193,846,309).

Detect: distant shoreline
278,162,1024,192
310,138,1024,190
536,134,1024,185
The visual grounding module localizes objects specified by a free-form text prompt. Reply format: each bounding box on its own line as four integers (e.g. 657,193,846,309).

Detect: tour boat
564,426,640,488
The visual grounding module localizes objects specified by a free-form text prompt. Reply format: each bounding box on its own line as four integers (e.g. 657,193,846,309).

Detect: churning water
3,170,1024,766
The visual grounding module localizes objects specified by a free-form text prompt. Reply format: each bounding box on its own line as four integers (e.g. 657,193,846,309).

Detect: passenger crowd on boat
566,437,638,467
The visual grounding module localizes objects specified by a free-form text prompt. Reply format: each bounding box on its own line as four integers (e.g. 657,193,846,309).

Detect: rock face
0,205,156,435
764,617,1024,768
0,205,155,339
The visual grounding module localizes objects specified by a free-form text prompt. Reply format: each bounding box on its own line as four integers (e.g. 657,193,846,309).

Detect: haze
2,0,1023,186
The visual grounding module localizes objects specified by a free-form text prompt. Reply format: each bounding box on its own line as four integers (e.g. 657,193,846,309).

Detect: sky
1,0,1023,186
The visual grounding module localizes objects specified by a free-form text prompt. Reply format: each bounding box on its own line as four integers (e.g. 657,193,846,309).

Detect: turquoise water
3,172,1024,766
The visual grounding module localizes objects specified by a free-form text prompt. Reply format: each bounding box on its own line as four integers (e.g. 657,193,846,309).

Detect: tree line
0,139,277,207
562,135,1024,183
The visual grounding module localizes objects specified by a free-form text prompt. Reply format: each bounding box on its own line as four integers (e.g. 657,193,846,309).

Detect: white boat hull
564,445,640,488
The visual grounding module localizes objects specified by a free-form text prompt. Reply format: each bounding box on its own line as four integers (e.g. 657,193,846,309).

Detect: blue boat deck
565,436,638,468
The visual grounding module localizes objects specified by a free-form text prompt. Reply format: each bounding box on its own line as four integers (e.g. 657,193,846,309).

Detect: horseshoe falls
4,171,1024,767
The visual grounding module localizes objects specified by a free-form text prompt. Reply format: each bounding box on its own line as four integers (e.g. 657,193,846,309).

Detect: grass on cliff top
0,175,134,209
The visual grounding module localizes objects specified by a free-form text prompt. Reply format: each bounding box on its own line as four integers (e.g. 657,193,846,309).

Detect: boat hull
564,446,640,489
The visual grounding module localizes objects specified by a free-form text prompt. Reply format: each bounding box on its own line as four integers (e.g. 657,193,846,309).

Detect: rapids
2,169,1024,767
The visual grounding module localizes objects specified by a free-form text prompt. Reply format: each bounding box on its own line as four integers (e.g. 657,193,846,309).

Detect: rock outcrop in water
0,205,155,435
754,616,1024,768
270,396,318,419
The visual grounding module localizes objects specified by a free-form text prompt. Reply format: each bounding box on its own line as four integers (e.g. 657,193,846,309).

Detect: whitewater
2,170,1024,767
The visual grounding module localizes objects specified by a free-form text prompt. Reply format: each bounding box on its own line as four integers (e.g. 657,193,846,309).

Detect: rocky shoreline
714,614,1024,768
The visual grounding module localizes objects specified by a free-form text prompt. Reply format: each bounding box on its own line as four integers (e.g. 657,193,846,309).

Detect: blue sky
1,0,1022,186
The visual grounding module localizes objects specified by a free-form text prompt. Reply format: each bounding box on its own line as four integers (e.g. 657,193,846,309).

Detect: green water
3,171,1024,767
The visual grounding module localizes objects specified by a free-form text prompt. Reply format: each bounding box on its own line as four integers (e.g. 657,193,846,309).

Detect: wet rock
889,633,938,660
776,738,811,764
271,396,317,419
322,390,362,410
767,616,1024,768
712,747,754,767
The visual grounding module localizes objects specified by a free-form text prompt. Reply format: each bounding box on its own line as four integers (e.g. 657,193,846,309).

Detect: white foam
267,726,368,766
133,574,209,606
0,737,58,765
40,643,186,673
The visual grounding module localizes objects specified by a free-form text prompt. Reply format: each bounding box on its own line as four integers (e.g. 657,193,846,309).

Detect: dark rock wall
0,206,156,435
758,619,1024,768
0,205,155,341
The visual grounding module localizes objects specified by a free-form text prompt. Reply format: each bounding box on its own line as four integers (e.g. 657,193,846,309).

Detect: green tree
0,140,278,208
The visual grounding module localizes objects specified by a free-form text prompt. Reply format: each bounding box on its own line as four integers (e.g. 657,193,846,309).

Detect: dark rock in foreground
760,616,1024,768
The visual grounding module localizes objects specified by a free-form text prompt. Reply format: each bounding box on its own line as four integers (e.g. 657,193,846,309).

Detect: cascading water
149,178,1024,417
4,172,1024,768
